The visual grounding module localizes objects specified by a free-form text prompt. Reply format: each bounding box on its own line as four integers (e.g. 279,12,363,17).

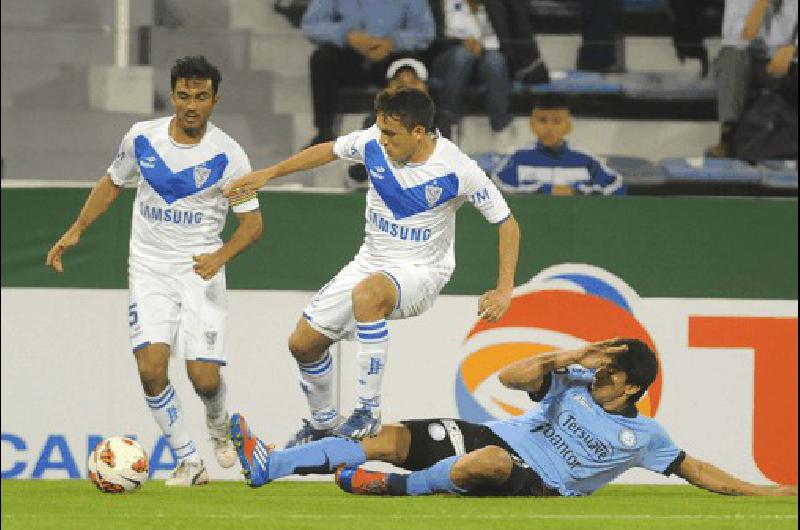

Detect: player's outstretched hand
478,288,512,322
574,339,628,370
46,229,81,273
193,252,225,280
222,170,270,199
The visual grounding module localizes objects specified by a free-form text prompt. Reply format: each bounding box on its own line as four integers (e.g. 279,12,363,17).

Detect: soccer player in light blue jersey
225,88,519,445
227,338,797,497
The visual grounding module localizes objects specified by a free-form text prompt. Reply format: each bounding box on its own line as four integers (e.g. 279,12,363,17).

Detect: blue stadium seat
760,161,799,189
660,158,762,183
603,156,666,184
515,71,623,94
621,72,716,100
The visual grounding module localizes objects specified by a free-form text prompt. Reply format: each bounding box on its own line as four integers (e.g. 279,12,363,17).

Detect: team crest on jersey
425,184,443,207
205,330,218,347
194,165,211,187
369,166,386,180
619,429,637,448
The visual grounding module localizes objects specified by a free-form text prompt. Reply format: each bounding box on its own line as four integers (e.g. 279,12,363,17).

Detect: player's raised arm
676,454,797,496
498,339,627,392
45,174,123,273
223,141,338,197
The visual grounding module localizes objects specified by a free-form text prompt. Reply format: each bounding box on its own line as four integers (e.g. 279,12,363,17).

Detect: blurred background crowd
1,0,797,196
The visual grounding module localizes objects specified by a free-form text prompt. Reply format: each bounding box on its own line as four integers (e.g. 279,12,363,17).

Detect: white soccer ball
88,436,149,493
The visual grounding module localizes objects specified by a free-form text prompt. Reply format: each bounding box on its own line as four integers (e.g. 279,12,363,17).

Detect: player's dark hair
374,88,435,132
613,339,659,404
171,55,221,95
533,93,570,112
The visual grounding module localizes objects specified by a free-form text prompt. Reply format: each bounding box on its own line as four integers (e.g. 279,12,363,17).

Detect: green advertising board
2,189,796,298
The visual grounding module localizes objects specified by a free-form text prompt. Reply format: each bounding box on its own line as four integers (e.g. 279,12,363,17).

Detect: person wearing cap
301,0,435,149
346,59,444,189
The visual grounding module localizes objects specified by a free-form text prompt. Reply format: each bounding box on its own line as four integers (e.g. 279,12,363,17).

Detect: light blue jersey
487,366,683,496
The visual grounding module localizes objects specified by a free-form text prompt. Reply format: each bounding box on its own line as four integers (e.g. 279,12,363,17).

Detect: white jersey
108,116,259,266
334,126,511,271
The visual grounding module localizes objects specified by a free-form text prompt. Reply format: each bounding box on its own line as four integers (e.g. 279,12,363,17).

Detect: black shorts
399,419,560,497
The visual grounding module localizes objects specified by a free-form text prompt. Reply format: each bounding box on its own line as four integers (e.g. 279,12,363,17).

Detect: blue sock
405,456,466,496
267,438,366,481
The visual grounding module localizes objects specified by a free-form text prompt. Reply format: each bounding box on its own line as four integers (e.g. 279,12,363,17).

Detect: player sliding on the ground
46,56,263,486
223,88,520,445
229,339,797,497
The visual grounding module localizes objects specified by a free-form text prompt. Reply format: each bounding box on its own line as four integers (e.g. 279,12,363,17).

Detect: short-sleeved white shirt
334,125,511,272
108,116,259,266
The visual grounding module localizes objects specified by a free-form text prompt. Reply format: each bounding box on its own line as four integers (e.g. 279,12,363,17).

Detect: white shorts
303,256,452,342
128,259,227,365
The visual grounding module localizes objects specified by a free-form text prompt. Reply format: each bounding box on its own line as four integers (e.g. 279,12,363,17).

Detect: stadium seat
515,70,623,94
660,157,762,183
760,161,799,190
603,156,666,185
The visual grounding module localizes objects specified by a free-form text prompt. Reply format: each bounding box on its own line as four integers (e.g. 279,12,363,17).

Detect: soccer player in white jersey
46,56,263,486
225,88,520,444
226,339,797,498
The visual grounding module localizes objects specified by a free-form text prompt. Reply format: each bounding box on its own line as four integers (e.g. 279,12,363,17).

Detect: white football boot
165,460,209,487
208,413,238,469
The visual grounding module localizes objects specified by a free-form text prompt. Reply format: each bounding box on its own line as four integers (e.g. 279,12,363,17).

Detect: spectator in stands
492,95,624,195
346,58,441,189
301,0,435,148
577,0,619,72
426,0,549,148
705,0,798,158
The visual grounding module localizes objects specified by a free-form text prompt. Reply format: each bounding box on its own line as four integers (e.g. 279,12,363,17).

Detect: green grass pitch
1,480,797,530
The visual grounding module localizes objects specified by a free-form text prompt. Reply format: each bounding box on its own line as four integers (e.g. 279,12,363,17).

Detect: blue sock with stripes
297,350,338,429
267,438,367,480
406,456,466,496
355,319,388,412
145,384,201,464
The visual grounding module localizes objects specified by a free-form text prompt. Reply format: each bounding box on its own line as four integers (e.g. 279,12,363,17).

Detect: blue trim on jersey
547,274,631,313
134,135,228,205
492,212,512,225
364,140,459,220
133,341,151,353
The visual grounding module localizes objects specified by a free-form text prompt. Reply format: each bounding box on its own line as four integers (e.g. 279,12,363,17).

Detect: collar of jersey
363,139,459,220
134,135,228,205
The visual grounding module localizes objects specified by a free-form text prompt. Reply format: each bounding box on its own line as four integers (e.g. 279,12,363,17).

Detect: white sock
298,350,338,429
356,319,388,412
199,376,227,432
145,384,201,464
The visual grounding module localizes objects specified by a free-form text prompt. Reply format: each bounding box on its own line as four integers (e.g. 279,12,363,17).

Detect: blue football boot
229,413,272,488
284,418,337,449
332,407,381,439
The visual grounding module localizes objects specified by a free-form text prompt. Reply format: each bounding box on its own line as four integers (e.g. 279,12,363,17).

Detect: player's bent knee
454,446,513,484
190,377,219,399
136,362,168,395
352,276,395,319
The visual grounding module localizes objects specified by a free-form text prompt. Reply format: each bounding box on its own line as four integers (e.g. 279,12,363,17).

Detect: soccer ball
87,437,149,493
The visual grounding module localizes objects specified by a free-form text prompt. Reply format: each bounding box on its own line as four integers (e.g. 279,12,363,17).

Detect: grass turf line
1,481,797,530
